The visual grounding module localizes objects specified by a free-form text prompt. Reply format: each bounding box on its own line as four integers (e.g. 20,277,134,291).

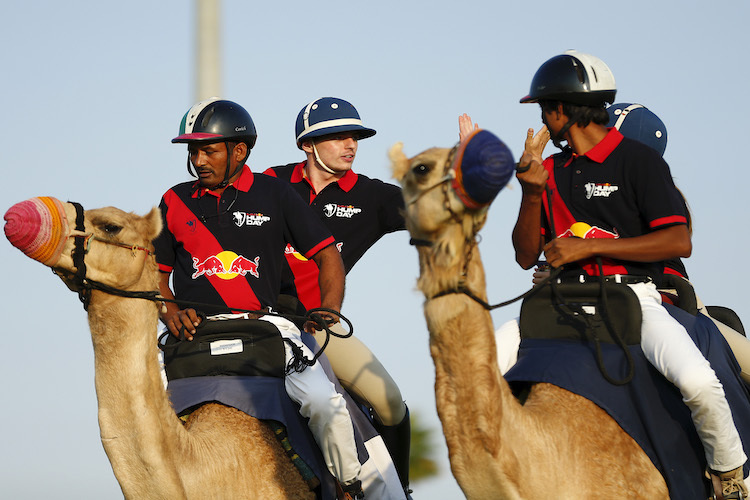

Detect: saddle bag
159,318,287,381
520,282,642,346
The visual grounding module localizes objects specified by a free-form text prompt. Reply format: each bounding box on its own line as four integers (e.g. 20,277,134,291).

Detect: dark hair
539,99,609,128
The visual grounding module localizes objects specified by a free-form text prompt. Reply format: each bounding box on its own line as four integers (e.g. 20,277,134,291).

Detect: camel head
389,130,515,249
4,197,162,293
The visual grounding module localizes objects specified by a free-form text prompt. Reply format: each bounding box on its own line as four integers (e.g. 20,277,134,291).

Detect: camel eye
412,163,430,176
102,223,122,236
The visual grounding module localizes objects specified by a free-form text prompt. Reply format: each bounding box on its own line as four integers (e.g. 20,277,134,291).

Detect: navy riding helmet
295,97,376,148
607,103,667,156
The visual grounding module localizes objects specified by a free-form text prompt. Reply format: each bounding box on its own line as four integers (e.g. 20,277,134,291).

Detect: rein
412,232,564,311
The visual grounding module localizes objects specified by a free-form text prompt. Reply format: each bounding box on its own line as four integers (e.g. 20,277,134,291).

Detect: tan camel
388,144,669,499
4,197,315,500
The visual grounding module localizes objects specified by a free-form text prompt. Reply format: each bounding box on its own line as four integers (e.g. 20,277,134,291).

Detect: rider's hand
532,262,551,285
516,152,548,198
164,307,202,340
524,126,550,165
458,113,479,143
304,312,338,334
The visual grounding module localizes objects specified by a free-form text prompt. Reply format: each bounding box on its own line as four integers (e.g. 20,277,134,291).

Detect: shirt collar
192,164,254,198
583,127,623,163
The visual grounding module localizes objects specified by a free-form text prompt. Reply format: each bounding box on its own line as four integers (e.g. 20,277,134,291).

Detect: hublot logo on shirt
233,211,271,227
323,203,362,218
585,182,619,199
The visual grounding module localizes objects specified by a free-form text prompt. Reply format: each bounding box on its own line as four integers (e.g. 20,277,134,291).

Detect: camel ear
144,207,163,242
389,142,408,181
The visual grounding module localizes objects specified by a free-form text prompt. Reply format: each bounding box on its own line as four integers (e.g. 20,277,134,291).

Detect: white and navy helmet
607,103,667,156
521,50,616,107
173,98,257,149
295,97,376,149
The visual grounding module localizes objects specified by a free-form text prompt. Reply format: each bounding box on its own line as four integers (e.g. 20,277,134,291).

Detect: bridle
54,201,159,310
406,147,561,311
405,144,458,207
406,144,492,303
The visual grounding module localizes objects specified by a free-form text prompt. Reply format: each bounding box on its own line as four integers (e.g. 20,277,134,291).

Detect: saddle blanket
167,331,405,500
505,303,750,500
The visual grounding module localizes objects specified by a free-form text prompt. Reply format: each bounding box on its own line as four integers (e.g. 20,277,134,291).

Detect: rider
513,51,747,497
153,98,365,499
263,97,413,497
608,102,750,385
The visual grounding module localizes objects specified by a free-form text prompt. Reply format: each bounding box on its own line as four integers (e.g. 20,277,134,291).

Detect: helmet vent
202,107,216,128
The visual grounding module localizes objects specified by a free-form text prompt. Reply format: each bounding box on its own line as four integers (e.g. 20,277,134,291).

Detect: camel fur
389,143,669,499
4,199,315,500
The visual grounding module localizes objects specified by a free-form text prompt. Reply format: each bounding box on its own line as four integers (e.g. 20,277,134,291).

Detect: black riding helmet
520,50,616,106
173,98,258,189
521,50,616,149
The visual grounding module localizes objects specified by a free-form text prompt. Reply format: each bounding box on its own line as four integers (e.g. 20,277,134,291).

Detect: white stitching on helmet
296,118,364,141
613,103,644,130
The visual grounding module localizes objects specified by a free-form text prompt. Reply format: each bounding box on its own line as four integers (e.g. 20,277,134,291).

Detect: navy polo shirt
264,162,405,310
541,128,688,277
154,165,335,313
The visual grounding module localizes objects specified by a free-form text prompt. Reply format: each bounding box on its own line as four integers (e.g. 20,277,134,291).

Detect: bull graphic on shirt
192,252,260,279
560,222,619,239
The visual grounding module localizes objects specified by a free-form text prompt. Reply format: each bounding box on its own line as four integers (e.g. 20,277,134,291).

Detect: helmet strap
215,141,249,190
186,154,198,178
549,118,575,151
312,142,337,175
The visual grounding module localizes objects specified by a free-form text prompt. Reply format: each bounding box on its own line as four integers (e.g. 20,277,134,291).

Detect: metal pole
195,0,221,101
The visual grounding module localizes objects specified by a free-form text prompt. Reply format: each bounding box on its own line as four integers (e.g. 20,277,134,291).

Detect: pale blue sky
2,1,749,498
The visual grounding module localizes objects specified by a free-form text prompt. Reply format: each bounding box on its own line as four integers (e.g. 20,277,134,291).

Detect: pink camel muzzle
4,196,71,267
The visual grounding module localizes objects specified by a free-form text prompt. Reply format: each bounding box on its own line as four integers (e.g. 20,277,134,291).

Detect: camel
388,143,670,499
3,197,315,499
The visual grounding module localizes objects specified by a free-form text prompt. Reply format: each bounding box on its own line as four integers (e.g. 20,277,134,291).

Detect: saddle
520,280,642,346
658,275,746,335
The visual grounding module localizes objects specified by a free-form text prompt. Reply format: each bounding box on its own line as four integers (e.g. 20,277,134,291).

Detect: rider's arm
311,244,345,314
513,154,549,270
543,224,692,269
158,271,201,340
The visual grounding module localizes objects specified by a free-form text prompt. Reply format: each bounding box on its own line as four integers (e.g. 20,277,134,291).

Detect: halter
405,144,459,206
406,144,489,302
55,202,158,310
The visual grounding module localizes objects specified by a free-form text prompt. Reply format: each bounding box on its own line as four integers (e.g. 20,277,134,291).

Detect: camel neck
88,293,187,498
417,238,525,481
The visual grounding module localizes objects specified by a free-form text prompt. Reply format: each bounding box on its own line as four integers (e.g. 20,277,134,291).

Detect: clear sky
2,1,749,498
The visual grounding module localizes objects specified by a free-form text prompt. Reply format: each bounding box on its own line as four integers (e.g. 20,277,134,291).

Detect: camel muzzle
4,196,71,267
450,129,515,210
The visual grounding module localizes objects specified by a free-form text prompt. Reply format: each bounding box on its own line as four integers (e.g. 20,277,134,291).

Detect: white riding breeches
630,282,746,472
259,315,361,486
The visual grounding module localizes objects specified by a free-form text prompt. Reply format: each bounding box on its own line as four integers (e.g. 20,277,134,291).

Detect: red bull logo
192,251,260,279
284,242,343,262
284,243,308,262
560,222,619,239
